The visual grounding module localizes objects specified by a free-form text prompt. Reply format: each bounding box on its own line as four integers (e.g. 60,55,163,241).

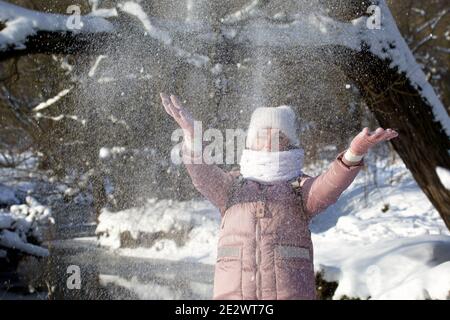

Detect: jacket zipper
255,185,267,300
256,218,262,299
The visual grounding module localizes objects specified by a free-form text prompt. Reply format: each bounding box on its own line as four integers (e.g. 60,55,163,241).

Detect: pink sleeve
182,143,235,217
300,150,364,219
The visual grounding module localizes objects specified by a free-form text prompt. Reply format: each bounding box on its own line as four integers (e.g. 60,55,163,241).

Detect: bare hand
160,92,195,138
350,127,399,155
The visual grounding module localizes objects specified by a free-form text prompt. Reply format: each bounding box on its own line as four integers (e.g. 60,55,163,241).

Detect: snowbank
316,235,450,300
311,157,450,299
96,156,450,299
96,199,219,264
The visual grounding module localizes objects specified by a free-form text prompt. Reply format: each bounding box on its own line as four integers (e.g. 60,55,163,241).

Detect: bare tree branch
221,0,270,24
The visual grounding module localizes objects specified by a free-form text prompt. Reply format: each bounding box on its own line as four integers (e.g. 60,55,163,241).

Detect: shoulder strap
222,173,307,216
222,173,246,214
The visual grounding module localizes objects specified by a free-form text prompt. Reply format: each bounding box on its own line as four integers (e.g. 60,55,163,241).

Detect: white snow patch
436,166,450,190
88,55,107,77
118,2,171,44
0,229,49,257
117,1,209,68
314,235,450,300
0,196,53,257
0,1,113,50
88,0,117,18
99,274,183,299
32,88,72,112
0,183,20,205
96,199,219,264
98,146,126,160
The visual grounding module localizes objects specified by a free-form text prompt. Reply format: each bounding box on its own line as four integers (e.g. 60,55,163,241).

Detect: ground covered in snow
0,196,53,257
0,152,92,266
0,154,55,260
97,154,450,300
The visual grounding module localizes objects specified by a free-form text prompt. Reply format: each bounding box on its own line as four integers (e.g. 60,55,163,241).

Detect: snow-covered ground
96,155,450,300
0,195,54,257
0,154,55,258
0,152,92,261
97,199,220,264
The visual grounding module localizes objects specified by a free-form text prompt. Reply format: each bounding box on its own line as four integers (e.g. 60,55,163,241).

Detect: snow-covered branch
117,1,210,68
0,0,113,51
32,87,73,112
221,0,270,24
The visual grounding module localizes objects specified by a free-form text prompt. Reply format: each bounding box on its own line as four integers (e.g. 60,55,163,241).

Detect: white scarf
239,148,304,184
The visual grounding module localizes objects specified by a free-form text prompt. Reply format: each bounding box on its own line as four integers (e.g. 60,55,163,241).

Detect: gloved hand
349,127,399,156
160,92,195,139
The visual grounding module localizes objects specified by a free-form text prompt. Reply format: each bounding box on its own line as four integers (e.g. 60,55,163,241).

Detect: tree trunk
336,47,450,228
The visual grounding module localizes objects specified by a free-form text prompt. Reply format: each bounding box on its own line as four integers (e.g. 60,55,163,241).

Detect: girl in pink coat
160,93,398,300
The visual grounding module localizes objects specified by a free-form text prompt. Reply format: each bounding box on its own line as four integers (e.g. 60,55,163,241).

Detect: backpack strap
222,172,246,215
222,172,307,217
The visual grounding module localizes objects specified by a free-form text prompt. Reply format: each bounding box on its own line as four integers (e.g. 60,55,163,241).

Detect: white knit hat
246,105,300,148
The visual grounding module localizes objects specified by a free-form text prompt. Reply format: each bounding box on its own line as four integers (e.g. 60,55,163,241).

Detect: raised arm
300,127,399,219
160,93,234,216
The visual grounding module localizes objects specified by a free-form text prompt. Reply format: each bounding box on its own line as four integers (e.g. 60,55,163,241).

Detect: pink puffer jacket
183,148,364,300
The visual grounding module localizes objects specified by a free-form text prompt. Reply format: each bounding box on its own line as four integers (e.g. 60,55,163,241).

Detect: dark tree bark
0,31,114,61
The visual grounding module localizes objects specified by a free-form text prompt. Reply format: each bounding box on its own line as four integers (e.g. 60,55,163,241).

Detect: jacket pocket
274,245,315,299
213,244,242,298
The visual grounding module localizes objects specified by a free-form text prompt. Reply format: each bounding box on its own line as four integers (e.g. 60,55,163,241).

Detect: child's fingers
160,92,168,100
360,127,370,136
378,130,399,142
162,102,173,117
170,94,184,111
170,94,181,108
160,94,175,117
380,131,393,141
161,94,195,133
370,127,385,138
180,109,194,123
170,105,182,120
386,131,399,140
162,97,183,123
179,110,191,123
